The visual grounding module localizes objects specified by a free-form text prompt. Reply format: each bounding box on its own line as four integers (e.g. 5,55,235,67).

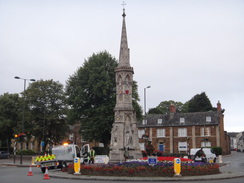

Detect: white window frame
142,119,147,125
157,129,165,137
157,119,162,124
178,128,187,137
201,141,211,147
138,129,145,138
206,116,211,122
201,127,211,136
180,118,185,124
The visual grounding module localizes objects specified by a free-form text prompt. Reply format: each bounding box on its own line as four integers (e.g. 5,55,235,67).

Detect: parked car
0,151,10,159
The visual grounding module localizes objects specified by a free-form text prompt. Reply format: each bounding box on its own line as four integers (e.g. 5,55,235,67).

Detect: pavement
1,155,244,181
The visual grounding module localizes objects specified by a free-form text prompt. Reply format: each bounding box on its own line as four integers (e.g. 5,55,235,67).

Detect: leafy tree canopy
187,92,213,112
148,100,184,114
66,51,141,146
149,92,213,114
148,107,162,114
25,79,68,149
0,93,21,149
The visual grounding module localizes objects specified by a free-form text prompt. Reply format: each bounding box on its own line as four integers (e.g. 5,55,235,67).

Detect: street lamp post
144,86,151,117
14,76,35,164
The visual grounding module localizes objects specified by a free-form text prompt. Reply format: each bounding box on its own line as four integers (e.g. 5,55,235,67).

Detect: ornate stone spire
118,4,130,67
109,4,142,162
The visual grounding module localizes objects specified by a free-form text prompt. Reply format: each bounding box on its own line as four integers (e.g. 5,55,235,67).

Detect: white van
190,148,217,163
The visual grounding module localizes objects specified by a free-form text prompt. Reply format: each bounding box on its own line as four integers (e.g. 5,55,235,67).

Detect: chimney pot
217,101,221,112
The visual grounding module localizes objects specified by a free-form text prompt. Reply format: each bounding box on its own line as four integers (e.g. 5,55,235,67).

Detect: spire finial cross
122,1,126,17
122,1,126,9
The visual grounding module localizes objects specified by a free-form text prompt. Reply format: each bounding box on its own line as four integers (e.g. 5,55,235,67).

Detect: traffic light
14,134,19,138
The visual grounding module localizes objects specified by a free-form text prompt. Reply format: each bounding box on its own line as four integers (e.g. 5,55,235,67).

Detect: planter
77,161,220,177
67,164,74,174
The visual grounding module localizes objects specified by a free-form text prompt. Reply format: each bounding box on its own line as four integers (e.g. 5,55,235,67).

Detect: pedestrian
89,148,95,164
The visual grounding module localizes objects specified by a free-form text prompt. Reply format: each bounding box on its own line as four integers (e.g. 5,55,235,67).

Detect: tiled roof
138,111,220,127
228,132,239,137
239,135,244,140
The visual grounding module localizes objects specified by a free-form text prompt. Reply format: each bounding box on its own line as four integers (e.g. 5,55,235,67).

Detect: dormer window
180,118,185,124
158,119,162,124
142,119,147,125
206,116,211,122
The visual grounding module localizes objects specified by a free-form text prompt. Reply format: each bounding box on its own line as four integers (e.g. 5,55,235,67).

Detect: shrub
92,146,109,155
16,149,36,155
211,147,222,156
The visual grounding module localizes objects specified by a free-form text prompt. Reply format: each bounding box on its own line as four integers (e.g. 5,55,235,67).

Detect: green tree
25,79,68,151
148,107,163,114
148,100,184,114
66,51,141,146
187,92,213,112
132,81,143,120
181,101,189,113
0,93,21,151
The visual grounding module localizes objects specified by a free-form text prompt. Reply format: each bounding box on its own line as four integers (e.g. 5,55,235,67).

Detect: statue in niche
111,125,118,147
115,111,120,121
125,121,133,147
118,76,123,101
113,125,118,135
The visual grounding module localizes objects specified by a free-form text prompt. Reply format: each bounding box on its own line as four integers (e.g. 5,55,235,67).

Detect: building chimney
217,101,221,112
169,104,176,113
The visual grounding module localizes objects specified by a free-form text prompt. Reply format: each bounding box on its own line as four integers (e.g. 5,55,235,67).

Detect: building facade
228,132,238,150
236,131,244,152
138,101,231,155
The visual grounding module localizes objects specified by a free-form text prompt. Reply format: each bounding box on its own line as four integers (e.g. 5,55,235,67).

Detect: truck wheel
41,167,46,173
61,162,67,168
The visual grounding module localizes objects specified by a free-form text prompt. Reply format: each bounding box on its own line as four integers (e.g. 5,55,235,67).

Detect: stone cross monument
109,6,142,162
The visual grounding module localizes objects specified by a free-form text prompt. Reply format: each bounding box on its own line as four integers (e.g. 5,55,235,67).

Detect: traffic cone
43,167,50,180
27,166,34,176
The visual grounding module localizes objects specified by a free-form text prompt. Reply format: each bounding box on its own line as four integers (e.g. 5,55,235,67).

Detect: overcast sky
0,0,243,132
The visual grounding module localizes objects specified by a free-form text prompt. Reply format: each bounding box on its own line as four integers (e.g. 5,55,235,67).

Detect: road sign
176,158,180,164
74,158,78,163
148,156,157,166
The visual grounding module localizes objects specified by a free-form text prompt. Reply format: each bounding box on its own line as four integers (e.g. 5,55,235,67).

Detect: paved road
1,151,244,183
220,151,244,174
0,165,244,183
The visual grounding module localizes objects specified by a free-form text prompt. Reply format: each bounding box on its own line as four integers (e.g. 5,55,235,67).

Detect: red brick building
138,101,230,155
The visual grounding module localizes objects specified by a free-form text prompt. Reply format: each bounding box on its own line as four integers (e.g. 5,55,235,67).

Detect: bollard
174,158,182,176
218,155,223,163
74,157,81,174
31,156,36,165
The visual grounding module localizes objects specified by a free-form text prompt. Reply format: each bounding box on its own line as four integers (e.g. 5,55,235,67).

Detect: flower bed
140,156,193,162
68,160,220,177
